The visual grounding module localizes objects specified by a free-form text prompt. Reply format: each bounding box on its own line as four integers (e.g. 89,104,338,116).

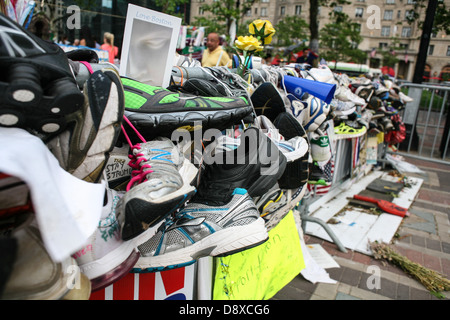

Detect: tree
193,0,258,40
155,0,190,22
309,0,350,54
319,5,364,68
275,15,309,47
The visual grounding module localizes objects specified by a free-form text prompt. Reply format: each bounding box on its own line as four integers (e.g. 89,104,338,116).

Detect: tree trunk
309,0,319,53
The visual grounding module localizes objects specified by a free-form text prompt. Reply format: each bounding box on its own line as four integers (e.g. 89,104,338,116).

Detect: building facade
190,0,450,82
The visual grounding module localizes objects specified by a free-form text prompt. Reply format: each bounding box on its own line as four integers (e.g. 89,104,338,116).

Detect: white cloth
0,127,105,262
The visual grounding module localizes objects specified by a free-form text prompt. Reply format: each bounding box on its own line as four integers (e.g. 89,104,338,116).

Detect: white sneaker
255,115,309,162
72,187,140,292
310,129,331,162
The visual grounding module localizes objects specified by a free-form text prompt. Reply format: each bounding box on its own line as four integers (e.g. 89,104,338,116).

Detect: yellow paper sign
213,211,305,300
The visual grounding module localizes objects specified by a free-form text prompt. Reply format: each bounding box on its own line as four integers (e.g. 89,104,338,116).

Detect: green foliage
274,15,309,47
193,0,258,38
155,0,190,22
319,7,364,66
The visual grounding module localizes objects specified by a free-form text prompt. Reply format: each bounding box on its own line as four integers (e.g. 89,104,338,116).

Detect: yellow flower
234,35,263,52
249,19,276,45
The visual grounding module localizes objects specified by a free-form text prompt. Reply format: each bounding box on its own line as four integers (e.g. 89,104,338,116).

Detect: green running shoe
121,77,254,139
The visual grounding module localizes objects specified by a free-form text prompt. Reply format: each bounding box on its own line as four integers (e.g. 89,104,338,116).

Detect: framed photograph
120,4,181,88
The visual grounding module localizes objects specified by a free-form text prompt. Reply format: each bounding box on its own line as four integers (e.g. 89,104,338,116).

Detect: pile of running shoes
0,12,413,299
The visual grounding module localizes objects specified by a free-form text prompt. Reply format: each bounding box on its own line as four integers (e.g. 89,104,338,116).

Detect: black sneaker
0,13,84,137
120,77,254,139
308,161,331,186
46,69,125,183
193,127,287,206
251,82,286,122
272,111,310,189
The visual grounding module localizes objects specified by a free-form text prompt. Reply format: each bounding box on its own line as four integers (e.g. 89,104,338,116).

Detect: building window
261,0,269,2
198,7,204,15
381,26,390,37
402,27,412,37
334,6,342,12
386,0,395,4
446,46,450,56
355,8,363,18
399,43,408,50
407,0,416,4
379,42,388,49
261,7,268,17
280,6,285,16
245,8,251,16
428,45,434,55
397,10,401,19
295,5,302,15
384,10,393,20
405,10,414,20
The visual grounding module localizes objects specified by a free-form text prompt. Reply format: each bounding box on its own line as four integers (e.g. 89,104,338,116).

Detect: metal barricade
398,82,450,164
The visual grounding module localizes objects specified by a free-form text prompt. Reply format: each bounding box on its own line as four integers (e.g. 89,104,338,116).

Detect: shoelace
121,115,153,192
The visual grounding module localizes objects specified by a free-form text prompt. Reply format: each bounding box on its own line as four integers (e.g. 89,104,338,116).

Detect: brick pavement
273,155,450,300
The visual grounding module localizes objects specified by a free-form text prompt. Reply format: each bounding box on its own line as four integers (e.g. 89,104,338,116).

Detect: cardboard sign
213,211,305,300
89,263,195,300
120,4,181,88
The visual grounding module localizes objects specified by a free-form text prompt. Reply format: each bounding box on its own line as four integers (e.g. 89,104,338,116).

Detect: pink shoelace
121,115,154,192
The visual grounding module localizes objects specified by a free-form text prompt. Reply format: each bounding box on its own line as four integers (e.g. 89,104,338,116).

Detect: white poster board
120,4,181,88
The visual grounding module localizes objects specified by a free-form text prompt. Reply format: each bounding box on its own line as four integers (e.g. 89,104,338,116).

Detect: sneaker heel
45,78,84,115
7,63,42,105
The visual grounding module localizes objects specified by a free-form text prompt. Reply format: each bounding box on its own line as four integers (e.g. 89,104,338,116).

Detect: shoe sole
124,106,253,137
88,249,140,292
0,63,84,135
133,217,268,271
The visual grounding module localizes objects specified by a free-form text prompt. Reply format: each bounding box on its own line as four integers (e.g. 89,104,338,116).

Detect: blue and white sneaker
133,188,268,272
300,95,330,132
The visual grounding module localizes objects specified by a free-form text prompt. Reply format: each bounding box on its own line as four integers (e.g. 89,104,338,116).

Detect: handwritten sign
213,211,305,300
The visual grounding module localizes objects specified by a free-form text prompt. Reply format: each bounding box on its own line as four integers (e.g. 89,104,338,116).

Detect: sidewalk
273,155,450,300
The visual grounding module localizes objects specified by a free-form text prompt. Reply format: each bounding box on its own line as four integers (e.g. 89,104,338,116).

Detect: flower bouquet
233,19,276,78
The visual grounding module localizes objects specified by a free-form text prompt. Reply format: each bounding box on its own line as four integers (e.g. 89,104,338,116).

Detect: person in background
101,32,119,64
201,32,230,67
79,25,96,48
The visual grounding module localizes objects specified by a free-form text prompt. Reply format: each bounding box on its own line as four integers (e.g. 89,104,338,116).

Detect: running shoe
254,184,307,231
121,77,253,138
308,161,332,186
310,129,331,162
133,188,268,272
1,216,79,300
115,130,197,241
46,69,125,183
72,187,140,292
272,111,310,189
330,99,356,116
254,115,309,163
0,13,84,137
290,95,330,132
334,120,367,140
251,81,287,122
194,127,287,206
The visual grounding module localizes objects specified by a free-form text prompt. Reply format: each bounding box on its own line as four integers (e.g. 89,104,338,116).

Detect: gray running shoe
115,137,197,242
133,188,268,272
46,68,124,183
